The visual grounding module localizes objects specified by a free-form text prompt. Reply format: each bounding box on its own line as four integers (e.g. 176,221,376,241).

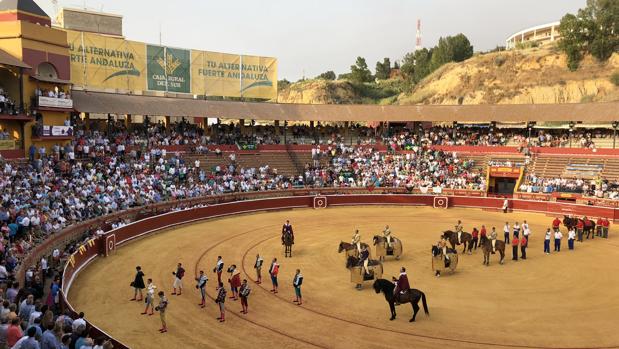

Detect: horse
372,235,403,261
442,230,473,254
346,255,383,290
373,279,429,322
564,216,596,239
430,246,458,277
563,215,577,230
479,236,505,266
584,219,596,239
338,241,371,259
282,231,294,258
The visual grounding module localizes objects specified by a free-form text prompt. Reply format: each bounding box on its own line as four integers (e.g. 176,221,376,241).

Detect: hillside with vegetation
277,0,618,106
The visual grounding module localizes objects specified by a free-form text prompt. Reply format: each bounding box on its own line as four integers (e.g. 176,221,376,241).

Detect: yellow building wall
20,21,68,50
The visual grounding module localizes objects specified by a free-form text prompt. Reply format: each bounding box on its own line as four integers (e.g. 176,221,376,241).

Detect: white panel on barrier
313,196,327,209
433,196,449,209
105,234,116,257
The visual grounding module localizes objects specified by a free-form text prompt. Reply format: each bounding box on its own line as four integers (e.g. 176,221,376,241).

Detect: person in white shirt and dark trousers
544,229,552,254
554,230,563,252
293,269,303,305
503,222,510,244
568,228,576,250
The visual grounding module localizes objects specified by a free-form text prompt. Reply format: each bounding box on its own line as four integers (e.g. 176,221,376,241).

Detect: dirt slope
399,47,619,105
277,46,619,105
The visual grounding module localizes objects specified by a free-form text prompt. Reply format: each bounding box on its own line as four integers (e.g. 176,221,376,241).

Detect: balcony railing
35,95,73,109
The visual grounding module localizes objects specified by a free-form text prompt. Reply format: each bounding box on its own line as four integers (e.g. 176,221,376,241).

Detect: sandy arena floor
68,206,619,349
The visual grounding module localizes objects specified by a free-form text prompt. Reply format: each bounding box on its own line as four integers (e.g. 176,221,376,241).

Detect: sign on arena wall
67,30,147,92
104,234,116,257
38,96,73,109
313,196,327,209
433,196,449,209
147,45,191,93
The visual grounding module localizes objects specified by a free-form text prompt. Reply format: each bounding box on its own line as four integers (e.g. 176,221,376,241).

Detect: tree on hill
350,56,373,83
559,0,619,70
278,79,291,91
431,34,474,71
317,71,336,80
401,48,434,84
375,58,391,80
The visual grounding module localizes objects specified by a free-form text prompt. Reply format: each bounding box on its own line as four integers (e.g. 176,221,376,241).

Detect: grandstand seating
526,155,570,178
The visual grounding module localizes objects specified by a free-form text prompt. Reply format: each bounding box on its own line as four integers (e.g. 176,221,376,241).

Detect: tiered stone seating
458,154,488,173
526,155,569,178
562,159,604,179
185,152,299,177
599,158,619,181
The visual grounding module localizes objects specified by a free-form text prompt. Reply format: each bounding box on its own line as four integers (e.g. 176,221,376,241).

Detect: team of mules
282,231,294,258
373,279,429,322
431,246,458,276
373,235,403,261
346,255,383,290
563,215,596,239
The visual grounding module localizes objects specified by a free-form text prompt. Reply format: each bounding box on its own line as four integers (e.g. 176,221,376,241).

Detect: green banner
147,45,190,93
238,143,257,150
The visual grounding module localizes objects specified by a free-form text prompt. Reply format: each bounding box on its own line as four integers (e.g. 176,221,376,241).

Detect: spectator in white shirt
72,312,86,332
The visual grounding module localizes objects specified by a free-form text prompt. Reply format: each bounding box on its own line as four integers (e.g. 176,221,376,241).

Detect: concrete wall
59,9,122,37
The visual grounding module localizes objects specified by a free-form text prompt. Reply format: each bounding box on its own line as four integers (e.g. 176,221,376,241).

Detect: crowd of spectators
0,88,17,116
518,173,619,199
0,273,114,349
383,126,616,150
300,143,485,191
34,87,71,100
383,127,512,151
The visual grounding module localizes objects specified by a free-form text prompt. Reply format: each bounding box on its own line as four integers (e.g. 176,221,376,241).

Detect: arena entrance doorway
487,166,523,195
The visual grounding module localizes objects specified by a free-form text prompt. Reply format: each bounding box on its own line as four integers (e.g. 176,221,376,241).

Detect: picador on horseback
352,229,362,254
383,225,393,249
392,267,410,305
359,245,370,276
281,220,294,245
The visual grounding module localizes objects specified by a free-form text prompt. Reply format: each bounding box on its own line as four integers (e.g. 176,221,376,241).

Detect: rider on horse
455,220,463,244
282,220,294,244
352,229,362,254
490,227,498,253
437,236,449,261
383,225,392,249
359,245,370,275
393,267,410,304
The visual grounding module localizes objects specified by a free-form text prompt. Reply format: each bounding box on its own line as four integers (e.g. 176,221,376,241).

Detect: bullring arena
64,193,619,349
3,2,619,349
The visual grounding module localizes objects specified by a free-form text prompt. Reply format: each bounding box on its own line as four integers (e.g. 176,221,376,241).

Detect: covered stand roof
0,48,30,69
72,90,619,122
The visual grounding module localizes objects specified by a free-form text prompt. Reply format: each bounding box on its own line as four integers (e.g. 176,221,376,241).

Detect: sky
37,0,585,81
